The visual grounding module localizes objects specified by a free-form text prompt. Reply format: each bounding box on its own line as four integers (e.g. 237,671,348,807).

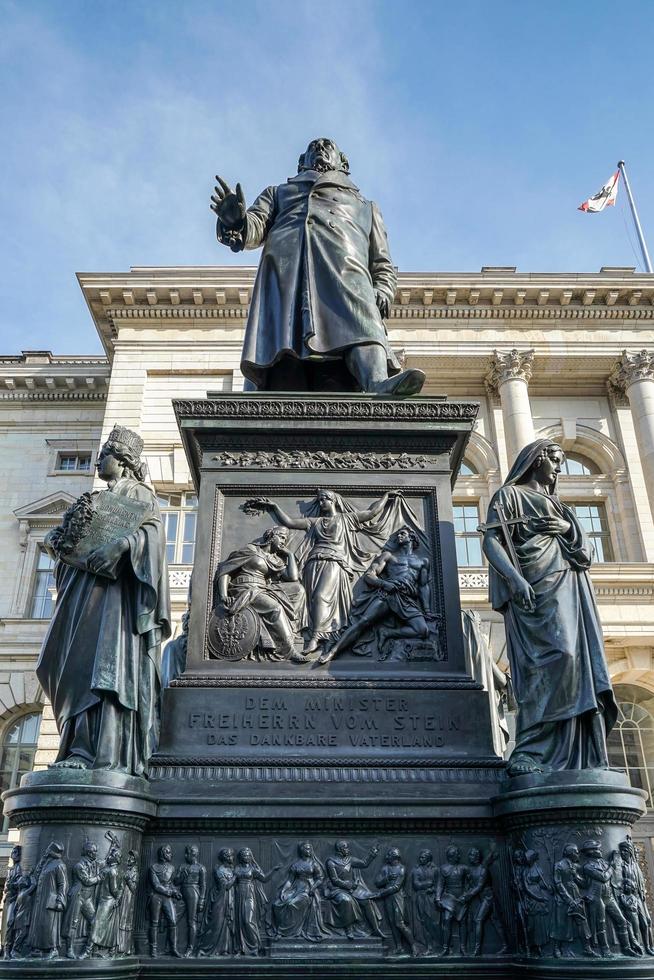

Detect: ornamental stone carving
484,349,534,394
609,349,654,393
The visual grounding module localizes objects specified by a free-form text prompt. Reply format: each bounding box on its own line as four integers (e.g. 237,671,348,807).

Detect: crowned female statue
36,425,170,777
481,439,617,777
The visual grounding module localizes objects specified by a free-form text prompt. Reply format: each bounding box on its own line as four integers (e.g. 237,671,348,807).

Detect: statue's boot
583,942,599,958
148,925,158,958
169,928,182,958
369,369,425,397
65,938,76,959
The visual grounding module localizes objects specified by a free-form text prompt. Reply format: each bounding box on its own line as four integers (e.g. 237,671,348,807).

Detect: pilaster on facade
609,349,654,529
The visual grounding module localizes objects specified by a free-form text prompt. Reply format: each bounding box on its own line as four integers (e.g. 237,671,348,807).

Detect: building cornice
78,267,654,359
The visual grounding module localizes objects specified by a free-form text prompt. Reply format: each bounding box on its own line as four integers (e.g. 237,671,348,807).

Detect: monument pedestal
2,395,653,977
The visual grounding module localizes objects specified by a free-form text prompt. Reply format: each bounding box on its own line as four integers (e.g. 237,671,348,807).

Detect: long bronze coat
217,169,399,389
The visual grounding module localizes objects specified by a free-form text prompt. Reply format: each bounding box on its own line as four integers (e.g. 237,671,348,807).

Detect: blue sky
1,0,653,355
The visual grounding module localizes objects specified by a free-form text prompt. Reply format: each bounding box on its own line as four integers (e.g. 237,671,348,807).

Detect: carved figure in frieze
619,838,654,954
37,425,171,776
198,848,236,957
233,847,280,955
162,603,190,687
373,848,417,957
211,138,425,396
580,839,638,957
117,850,138,955
410,849,439,955
147,844,182,958
87,842,123,957
318,527,432,666
8,872,36,959
481,440,617,777
511,848,529,953
26,841,68,960
551,844,596,959
323,840,385,940
522,849,552,957
465,847,508,956
435,846,470,956
210,526,306,662
244,490,414,658
272,841,329,942
61,836,100,959
1,845,22,957
177,845,207,957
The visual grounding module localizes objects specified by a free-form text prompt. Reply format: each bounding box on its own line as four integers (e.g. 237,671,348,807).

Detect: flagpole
618,160,653,273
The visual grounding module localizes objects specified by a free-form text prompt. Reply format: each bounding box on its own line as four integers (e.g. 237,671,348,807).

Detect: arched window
0,712,42,830
560,453,598,476
607,699,654,808
459,461,477,476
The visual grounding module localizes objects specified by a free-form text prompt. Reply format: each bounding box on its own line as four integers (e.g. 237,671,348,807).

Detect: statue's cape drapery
217,169,399,388
292,493,427,579
486,460,617,734
36,478,171,734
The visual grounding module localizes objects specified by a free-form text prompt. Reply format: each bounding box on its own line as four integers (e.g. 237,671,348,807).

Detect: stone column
485,349,535,464
610,349,654,524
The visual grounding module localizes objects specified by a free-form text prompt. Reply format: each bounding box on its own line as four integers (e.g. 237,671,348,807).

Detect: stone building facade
1,264,653,875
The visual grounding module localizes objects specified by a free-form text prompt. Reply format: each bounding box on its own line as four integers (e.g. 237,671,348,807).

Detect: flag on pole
578,171,620,212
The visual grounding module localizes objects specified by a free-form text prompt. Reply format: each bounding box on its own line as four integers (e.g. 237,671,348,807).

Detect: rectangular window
453,503,483,566
157,492,198,564
56,452,91,472
569,502,613,562
29,547,56,618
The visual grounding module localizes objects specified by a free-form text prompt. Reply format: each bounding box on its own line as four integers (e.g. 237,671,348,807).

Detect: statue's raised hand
210,176,246,230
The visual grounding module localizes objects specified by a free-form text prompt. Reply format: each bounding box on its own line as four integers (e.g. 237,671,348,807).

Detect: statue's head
108,849,122,867
97,425,146,484
298,138,349,176
127,850,138,868
446,845,460,863
563,844,580,862
525,849,539,866
581,839,602,859
619,839,633,858
418,849,433,866
468,847,481,866
186,845,199,863
507,439,564,495
219,847,235,867
513,848,526,865
385,847,401,864
238,847,253,864
393,526,420,552
10,845,21,863
47,841,64,860
82,837,97,860
262,525,289,553
298,841,313,858
317,489,337,514
159,844,173,863
335,840,350,857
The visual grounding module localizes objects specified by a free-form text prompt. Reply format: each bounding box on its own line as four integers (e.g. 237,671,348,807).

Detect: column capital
609,349,654,395
484,348,534,394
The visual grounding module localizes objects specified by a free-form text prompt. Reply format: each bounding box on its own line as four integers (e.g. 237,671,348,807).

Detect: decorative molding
608,349,654,395
484,349,534,394
172,674,479,689
0,390,107,401
211,449,439,471
148,764,505,782
459,570,489,590
150,756,505,772
174,397,478,423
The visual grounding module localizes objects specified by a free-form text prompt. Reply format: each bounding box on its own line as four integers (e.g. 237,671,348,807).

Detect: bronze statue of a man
211,138,425,396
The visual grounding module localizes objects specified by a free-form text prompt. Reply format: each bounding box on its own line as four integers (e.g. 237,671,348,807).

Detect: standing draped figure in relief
117,851,139,955
233,848,279,956
1,846,23,958
37,426,170,776
198,848,236,957
245,489,420,658
26,842,68,960
272,841,329,943
481,439,617,777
